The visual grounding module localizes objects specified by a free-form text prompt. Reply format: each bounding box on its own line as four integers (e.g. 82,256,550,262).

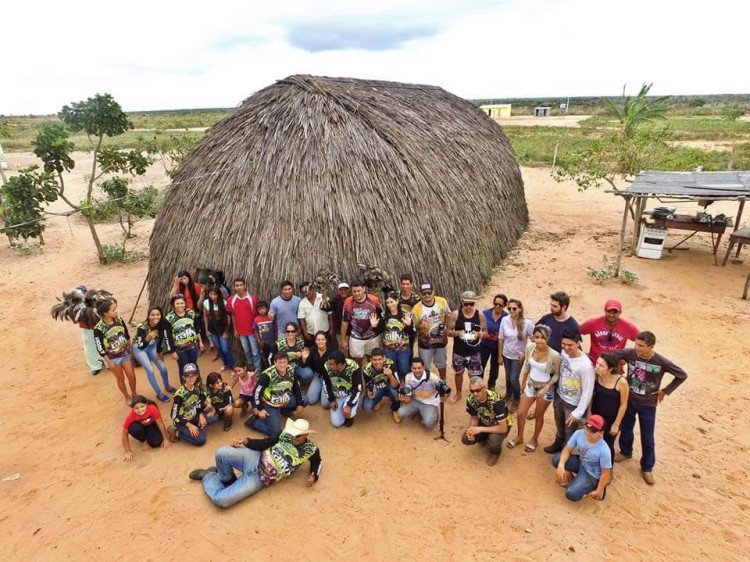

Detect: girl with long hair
203,285,234,371
381,291,413,377
132,306,176,402
121,394,170,460
94,299,137,404
165,294,205,383
590,352,630,462
497,298,534,411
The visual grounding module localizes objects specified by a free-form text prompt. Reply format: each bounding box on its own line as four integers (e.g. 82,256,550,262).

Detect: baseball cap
604,299,622,312
586,414,605,431
337,282,350,289
460,290,477,302
420,283,433,293
183,363,199,376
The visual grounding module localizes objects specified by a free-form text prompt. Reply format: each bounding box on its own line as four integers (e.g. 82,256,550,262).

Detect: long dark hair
178,270,199,311
384,291,402,318
205,285,228,333
144,306,164,329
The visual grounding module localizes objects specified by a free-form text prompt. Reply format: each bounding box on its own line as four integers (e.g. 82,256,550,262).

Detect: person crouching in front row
397,357,445,429
462,376,511,466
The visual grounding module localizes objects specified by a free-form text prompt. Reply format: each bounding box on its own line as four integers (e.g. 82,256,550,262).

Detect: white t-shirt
498,317,534,360
558,351,596,420
404,371,440,406
297,292,330,334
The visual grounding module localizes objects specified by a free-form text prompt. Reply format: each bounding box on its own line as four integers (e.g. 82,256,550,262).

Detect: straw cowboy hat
284,418,317,436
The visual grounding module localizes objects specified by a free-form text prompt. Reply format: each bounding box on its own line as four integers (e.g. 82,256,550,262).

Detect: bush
586,255,639,285
101,243,131,263
79,198,118,222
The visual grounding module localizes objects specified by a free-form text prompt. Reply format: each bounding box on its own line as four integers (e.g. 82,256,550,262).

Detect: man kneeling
551,414,611,502
189,418,321,508
462,376,511,466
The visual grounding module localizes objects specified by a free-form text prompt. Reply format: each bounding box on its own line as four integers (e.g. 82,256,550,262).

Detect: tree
0,165,59,245
139,134,198,178
29,93,152,263
100,176,162,246
603,83,668,139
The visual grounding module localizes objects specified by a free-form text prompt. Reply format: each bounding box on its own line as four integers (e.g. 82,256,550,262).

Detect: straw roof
148,75,528,306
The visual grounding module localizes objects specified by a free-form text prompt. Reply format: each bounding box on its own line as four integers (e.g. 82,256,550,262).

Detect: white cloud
1,0,747,114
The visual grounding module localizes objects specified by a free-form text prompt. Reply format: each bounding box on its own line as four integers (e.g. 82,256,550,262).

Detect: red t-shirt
343,295,382,340
226,293,259,335
122,404,162,430
173,282,204,312
579,316,640,364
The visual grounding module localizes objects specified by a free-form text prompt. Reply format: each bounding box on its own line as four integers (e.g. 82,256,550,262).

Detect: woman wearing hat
188,418,322,508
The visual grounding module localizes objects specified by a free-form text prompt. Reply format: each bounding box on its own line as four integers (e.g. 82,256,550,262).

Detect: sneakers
91,368,103,376
391,411,402,424
188,466,217,481
614,452,631,463
223,418,233,431
543,440,563,454
343,418,354,428
486,453,500,466
642,470,656,485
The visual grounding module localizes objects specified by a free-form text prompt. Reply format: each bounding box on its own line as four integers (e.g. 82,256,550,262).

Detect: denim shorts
524,379,554,401
110,353,132,367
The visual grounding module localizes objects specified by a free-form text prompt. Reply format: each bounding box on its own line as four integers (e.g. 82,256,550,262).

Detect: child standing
230,361,257,418
253,301,275,368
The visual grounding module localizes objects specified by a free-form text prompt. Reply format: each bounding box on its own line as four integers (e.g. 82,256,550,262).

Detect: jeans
176,417,207,446
364,386,400,412
239,334,262,373
128,421,163,447
397,400,439,428
462,429,508,454
249,397,298,437
552,393,579,444
306,374,324,405
502,356,523,401
81,328,105,372
132,341,171,395
202,446,266,508
385,348,411,379
329,393,359,427
176,346,200,383
618,400,657,471
208,333,234,369
479,344,500,389
551,454,600,501
294,364,315,384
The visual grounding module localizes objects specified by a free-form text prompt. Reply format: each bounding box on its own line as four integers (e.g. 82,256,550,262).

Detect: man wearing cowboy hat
189,418,322,508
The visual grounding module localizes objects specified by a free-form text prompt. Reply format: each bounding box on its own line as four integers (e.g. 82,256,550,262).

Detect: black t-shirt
536,314,579,353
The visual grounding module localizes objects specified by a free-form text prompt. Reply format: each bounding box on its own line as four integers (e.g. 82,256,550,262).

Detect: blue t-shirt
537,313,579,353
566,429,612,480
270,295,302,338
481,308,508,350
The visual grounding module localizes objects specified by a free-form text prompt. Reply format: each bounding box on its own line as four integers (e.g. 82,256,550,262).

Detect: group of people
84,272,688,508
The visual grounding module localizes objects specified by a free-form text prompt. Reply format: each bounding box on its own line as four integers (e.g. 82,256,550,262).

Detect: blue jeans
202,446,265,508
329,393,358,427
294,364,315,383
551,454,600,501
503,356,523,401
176,417,207,446
480,344,500,389
208,333,234,369
364,386,400,412
249,397,298,437
239,334,262,373
306,374,324,405
397,400,439,428
385,348,411,379
176,346,200,383
618,400,657,471
132,341,172,395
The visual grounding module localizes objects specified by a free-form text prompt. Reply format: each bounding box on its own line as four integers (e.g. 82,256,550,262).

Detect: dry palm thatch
148,75,528,308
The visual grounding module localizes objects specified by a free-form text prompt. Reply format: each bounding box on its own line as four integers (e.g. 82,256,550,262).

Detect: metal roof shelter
612,171,750,292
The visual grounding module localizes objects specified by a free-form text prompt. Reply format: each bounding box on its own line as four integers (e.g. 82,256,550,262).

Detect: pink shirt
579,316,640,364
238,374,257,397
226,293,259,336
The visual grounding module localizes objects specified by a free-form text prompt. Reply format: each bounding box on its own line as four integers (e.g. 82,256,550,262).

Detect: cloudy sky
2,0,748,114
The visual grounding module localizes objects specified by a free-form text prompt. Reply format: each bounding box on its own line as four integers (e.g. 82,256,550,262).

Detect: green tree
0,165,59,245
100,176,162,246
139,134,198,178
604,83,668,139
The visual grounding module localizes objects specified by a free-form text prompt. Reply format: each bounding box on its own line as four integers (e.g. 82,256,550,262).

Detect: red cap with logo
586,414,605,431
604,299,622,312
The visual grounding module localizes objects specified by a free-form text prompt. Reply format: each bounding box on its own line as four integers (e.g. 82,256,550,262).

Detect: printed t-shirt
382,312,411,351
343,295,381,340
237,374,258,397
557,351,595,419
466,389,512,428
165,310,198,351
612,348,687,407
498,316,534,360
226,293,259,336
566,429,612,480
260,432,319,486
206,382,233,410
94,318,131,358
123,404,161,430
412,297,451,349
363,357,396,390
403,371,440,406
579,316,640,364
536,313,579,353
269,295,301,338
253,315,275,347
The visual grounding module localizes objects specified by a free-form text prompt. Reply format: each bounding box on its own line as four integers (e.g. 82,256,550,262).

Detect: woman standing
132,306,176,402
300,331,332,405
507,324,560,451
165,294,204,383
273,323,314,385
480,294,507,390
497,298,534,411
170,270,205,342
203,286,234,371
94,299,137,404
590,352,630,462
121,395,170,460
381,292,413,377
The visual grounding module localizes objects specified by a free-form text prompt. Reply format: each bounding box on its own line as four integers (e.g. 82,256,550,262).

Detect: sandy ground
1,152,749,561
494,115,591,128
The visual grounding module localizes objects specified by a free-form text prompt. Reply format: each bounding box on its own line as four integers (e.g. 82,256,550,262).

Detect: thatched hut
148,75,528,306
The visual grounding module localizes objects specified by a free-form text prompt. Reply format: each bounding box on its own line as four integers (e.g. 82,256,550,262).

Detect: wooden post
551,143,559,170
735,198,745,232
128,273,149,326
631,197,647,253
743,270,750,300
615,195,631,277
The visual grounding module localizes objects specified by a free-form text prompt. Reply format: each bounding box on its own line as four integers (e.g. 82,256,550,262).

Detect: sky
2,0,748,114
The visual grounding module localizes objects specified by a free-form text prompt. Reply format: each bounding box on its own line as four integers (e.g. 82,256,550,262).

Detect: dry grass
148,75,528,306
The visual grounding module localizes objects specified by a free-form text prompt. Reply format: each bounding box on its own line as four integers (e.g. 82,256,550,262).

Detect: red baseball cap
604,299,622,312
586,415,605,431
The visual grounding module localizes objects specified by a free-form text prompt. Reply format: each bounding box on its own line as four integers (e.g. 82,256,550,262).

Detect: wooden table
652,215,728,255
721,226,750,265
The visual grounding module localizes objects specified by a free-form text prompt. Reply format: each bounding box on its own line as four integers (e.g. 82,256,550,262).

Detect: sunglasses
507,306,519,311
421,291,433,296
462,302,475,307
285,329,297,333
494,302,505,307
585,424,600,433
469,387,484,394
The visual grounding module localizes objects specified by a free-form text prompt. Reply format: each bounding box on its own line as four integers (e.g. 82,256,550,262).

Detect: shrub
101,243,131,263
79,198,118,222
586,255,639,285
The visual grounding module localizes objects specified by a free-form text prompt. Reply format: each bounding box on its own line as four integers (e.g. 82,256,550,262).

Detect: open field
1,152,748,560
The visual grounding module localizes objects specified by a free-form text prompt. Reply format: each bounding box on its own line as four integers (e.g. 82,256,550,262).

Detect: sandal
157,393,171,403
524,442,537,453
165,386,178,394
506,438,523,449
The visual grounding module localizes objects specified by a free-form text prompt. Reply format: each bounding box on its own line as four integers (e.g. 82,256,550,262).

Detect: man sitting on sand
189,418,322,508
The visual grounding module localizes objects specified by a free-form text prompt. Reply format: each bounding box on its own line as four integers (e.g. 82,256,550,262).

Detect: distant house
533,106,551,117
480,104,512,118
